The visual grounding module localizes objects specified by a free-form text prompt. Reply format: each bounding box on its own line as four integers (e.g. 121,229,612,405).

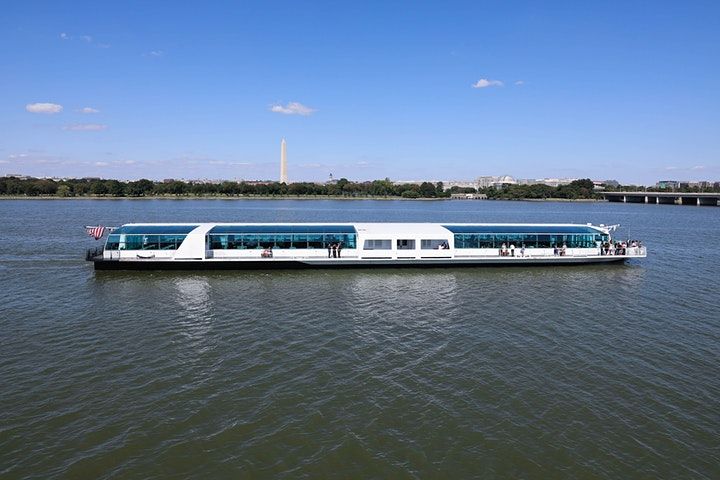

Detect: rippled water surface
1,199,719,479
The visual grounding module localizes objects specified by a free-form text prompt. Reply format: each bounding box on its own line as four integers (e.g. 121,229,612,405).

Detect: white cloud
26,102,63,114
472,79,504,89
514,80,525,85
80,107,100,114
94,161,109,166
145,50,164,57
0,160,9,164
691,165,706,171
63,123,108,131
58,33,109,48
270,102,316,116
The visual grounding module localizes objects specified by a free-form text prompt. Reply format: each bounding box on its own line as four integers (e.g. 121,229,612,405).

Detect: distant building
477,175,517,189
450,193,487,200
443,180,478,190
3,173,33,180
516,177,578,187
657,180,681,190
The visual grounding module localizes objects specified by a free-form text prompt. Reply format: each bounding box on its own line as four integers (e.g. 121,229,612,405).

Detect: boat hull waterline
93,255,629,270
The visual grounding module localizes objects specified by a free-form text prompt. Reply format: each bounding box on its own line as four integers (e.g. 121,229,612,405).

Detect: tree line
0,176,682,200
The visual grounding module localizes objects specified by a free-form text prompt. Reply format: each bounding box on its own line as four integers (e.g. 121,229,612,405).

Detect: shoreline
0,195,607,202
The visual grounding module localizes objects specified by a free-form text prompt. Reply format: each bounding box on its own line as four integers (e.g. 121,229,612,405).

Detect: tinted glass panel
118,234,186,250
114,225,198,234
364,239,391,250
105,234,120,250
421,239,449,249
208,233,357,249
443,225,600,234
208,224,357,234
453,233,601,249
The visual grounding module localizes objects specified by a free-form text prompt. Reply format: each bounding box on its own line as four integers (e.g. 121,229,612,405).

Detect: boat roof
112,222,610,235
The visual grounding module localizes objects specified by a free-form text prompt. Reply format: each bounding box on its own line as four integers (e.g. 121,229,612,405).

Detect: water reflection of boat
87,222,647,270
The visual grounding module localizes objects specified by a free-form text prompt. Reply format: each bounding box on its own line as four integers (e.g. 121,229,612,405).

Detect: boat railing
626,246,647,257
85,246,104,261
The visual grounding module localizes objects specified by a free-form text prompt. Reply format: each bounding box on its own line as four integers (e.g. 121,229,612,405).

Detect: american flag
86,225,105,240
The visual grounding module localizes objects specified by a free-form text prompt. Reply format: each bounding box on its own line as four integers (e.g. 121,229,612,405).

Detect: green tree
56,185,72,197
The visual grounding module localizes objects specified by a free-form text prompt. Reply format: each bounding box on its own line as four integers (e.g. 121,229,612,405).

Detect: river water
1,199,718,479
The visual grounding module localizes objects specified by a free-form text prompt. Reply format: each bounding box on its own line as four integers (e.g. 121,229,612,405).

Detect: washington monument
280,138,288,183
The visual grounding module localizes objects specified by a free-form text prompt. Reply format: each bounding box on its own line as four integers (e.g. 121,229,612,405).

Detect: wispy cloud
514,80,525,86
144,50,164,58
63,123,108,131
26,102,63,114
472,78,504,89
691,165,706,171
79,107,100,114
58,32,110,48
270,102,316,116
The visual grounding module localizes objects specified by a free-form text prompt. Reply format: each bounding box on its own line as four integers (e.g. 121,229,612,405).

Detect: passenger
520,245,525,257
327,243,332,258
337,242,343,258
561,244,567,256
553,245,559,256
510,243,515,257
501,243,507,256
332,243,338,258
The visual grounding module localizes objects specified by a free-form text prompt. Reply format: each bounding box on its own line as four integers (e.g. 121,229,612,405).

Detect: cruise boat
86,222,646,270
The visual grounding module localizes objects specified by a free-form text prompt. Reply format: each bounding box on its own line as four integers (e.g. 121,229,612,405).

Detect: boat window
421,239,449,250
363,239,392,250
116,234,187,250
397,239,415,250
207,233,357,249
452,233,599,249
443,225,601,235
105,234,120,250
113,225,198,235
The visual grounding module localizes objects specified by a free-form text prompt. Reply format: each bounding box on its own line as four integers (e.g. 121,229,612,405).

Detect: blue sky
1,1,718,184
